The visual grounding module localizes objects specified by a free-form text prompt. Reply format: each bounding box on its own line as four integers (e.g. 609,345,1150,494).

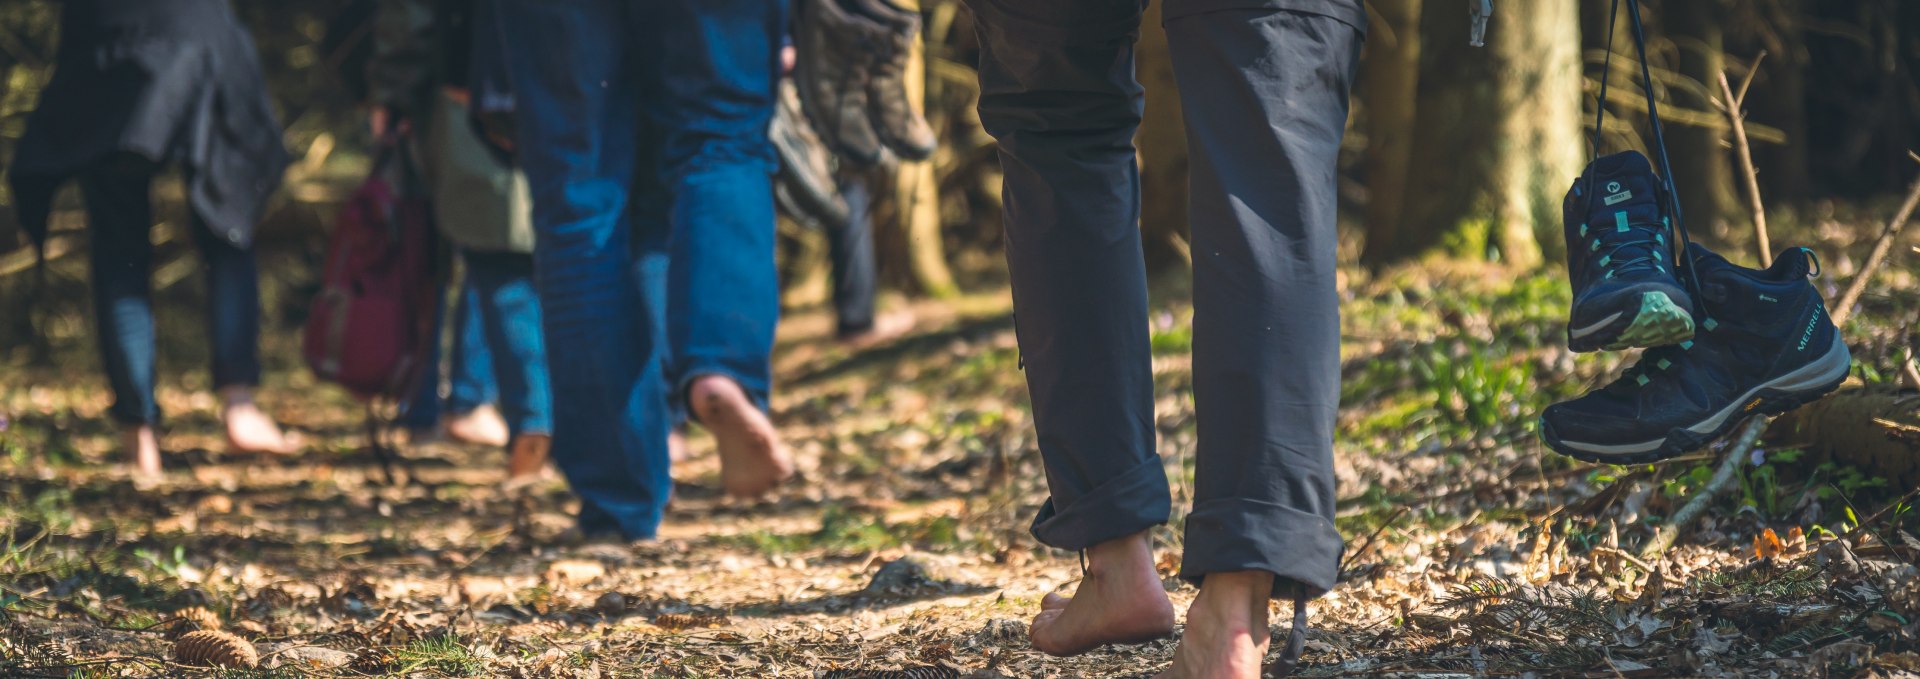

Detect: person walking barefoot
495,0,794,540
10,0,300,483
962,0,1364,675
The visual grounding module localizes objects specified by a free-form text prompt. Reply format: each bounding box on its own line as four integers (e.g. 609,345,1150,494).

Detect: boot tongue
1592,150,1655,177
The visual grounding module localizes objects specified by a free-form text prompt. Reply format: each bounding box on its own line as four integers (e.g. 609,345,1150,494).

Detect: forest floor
5,236,1920,677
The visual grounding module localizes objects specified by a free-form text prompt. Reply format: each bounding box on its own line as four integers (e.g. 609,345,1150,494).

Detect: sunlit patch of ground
5,248,1920,677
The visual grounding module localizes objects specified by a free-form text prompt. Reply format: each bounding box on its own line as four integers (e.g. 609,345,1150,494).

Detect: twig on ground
1638,417,1770,561
1716,57,1771,267
1590,545,1653,573
1833,157,1920,327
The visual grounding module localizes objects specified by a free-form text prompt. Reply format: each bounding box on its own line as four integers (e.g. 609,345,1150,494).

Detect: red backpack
303,139,439,402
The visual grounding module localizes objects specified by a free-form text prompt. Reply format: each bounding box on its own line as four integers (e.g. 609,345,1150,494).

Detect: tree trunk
1748,0,1812,204
895,21,959,299
1768,385,1920,491
1358,0,1423,267
1665,0,1745,241
1385,0,1576,267
1136,0,1190,272
1489,0,1579,267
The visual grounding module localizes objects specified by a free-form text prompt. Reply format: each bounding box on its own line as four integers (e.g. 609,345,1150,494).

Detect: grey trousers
969,0,1363,597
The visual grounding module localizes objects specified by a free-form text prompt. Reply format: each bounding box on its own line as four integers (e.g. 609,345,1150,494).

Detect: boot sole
1541,332,1851,464
1569,290,1696,352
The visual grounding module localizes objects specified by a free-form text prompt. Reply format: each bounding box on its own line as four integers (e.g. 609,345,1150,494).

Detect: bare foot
444,404,511,447
668,426,690,463
503,433,552,490
1030,532,1175,657
688,376,792,497
122,424,162,483
838,309,916,349
221,387,302,455
1154,571,1275,679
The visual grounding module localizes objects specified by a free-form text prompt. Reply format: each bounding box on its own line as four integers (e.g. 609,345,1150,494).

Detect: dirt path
4,274,1919,678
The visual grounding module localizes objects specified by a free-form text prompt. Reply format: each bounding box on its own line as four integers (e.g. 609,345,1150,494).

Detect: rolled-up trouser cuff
676,367,772,420
1030,454,1172,552
1180,498,1343,598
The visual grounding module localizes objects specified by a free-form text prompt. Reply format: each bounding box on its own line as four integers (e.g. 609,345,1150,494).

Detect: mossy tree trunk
1379,1,1577,267
1358,0,1423,268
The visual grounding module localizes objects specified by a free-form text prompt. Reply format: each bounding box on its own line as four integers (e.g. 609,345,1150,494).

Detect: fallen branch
1716,55,1771,267
1638,417,1770,560
1833,158,1920,327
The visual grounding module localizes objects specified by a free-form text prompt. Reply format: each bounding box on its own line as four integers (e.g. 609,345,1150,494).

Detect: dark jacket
9,0,290,248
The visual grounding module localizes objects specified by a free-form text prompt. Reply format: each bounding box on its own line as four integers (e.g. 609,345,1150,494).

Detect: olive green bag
420,91,533,254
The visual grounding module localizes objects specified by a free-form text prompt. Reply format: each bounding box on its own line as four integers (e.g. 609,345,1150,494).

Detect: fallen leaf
1754,528,1784,560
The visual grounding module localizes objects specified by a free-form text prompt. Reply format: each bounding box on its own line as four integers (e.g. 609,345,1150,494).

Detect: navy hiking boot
1540,244,1850,463
1563,151,1695,352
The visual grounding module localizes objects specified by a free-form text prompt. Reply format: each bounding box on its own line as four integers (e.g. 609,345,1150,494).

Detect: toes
1027,609,1073,656
1041,592,1071,610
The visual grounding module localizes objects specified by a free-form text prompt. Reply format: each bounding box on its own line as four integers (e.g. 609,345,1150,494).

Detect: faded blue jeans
499,0,784,539
80,154,262,424
403,252,553,439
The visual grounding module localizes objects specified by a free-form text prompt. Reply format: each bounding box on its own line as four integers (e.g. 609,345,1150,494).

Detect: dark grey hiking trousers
968,0,1363,597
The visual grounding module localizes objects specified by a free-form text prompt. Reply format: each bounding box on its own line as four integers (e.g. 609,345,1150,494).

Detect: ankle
1083,532,1157,579
218,386,258,409
1192,570,1276,628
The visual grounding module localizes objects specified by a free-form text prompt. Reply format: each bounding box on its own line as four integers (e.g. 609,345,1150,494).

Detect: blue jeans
79,154,261,425
829,170,877,336
403,279,495,429
499,0,784,539
403,252,553,439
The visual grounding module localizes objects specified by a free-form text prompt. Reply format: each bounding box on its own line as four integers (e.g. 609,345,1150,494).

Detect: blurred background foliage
1,0,1919,352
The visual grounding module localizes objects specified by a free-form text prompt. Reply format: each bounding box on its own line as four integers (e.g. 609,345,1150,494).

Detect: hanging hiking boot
794,0,889,166
772,79,852,231
1562,151,1695,352
1540,244,1850,463
846,0,936,161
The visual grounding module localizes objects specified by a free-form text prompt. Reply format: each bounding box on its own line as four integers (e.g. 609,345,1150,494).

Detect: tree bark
1136,0,1190,272
1748,0,1812,204
1489,0,1579,267
1665,0,1745,241
1358,0,1423,267
895,21,959,299
1385,0,1576,267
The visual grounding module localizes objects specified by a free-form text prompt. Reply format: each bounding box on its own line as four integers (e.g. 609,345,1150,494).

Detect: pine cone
164,606,222,640
916,643,954,664
174,630,258,669
653,612,728,630
350,647,396,674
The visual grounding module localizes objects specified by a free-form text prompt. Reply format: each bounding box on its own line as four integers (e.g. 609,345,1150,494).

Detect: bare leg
689,375,791,497
220,386,301,455
667,426,690,463
1154,571,1273,679
1029,531,1175,656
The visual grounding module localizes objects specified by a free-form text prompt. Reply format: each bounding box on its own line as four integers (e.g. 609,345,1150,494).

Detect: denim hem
675,369,772,424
